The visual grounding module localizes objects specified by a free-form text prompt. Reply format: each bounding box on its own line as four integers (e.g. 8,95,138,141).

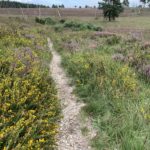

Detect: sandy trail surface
48,38,91,150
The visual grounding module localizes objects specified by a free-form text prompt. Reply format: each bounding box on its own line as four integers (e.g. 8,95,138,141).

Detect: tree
140,0,146,7
59,4,65,8
140,0,148,4
140,0,150,7
52,4,58,8
99,0,124,21
85,5,89,8
123,0,129,7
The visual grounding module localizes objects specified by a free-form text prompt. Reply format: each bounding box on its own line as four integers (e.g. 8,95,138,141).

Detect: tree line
0,0,49,8
0,1,103,9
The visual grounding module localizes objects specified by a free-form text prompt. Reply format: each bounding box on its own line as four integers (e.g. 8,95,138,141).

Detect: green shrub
35,17,56,25
35,17,45,24
0,25,60,149
62,52,150,150
45,17,56,25
64,21,102,31
54,24,64,32
59,19,66,24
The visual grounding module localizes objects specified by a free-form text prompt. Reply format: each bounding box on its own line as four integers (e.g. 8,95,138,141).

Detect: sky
10,0,141,7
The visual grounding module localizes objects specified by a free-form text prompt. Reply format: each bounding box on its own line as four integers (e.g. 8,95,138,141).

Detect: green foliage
54,24,64,32
51,26,150,149
140,0,150,4
35,18,102,31
62,51,150,150
52,4,65,8
0,0,49,8
123,0,129,6
35,17,46,25
35,17,56,25
99,0,124,21
59,19,66,24
0,24,60,149
64,21,102,31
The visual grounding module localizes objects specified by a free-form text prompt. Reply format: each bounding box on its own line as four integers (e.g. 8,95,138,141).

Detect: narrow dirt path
48,38,91,150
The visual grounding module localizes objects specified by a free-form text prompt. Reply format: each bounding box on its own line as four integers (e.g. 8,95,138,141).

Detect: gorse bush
35,17,102,32
35,17,45,24
45,17,56,25
0,25,60,149
64,21,102,31
35,17,56,25
59,19,66,24
62,52,138,102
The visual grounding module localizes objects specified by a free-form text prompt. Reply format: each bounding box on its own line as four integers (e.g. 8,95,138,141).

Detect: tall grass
62,52,150,149
50,26,150,149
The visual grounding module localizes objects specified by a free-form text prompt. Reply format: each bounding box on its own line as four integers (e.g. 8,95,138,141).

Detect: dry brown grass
0,8,150,17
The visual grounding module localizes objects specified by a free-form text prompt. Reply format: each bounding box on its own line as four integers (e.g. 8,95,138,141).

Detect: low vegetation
1,14,150,150
0,22,60,149
51,27,150,149
35,17,57,25
35,17,102,31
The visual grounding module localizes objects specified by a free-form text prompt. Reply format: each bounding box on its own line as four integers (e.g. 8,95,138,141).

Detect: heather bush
0,25,60,149
105,35,121,45
113,40,150,80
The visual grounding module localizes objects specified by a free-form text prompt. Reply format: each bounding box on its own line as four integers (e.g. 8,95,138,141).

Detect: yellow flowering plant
0,24,60,149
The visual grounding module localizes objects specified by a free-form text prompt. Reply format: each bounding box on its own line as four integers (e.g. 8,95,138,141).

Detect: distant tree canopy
85,5,90,8
60,4,65,8
123,0,129,7
99,0,124,21
140,0,150,4
52,4,65,8
140,0,150,7
52,4,58,8
0,0,49,8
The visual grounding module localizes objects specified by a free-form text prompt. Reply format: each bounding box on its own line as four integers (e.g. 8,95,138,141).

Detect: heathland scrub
51,27,150,150
0,21,60,149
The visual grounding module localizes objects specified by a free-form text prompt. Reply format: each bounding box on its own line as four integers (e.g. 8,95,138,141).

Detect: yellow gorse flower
39,138,45,143
28,139,33,146
0,24,60,149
